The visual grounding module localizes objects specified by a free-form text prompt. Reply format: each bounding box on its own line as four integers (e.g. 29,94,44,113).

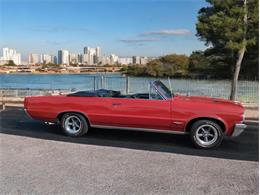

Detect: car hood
173,95,244,113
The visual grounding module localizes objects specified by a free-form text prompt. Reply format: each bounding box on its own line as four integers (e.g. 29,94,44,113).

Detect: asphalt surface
0,108,259,194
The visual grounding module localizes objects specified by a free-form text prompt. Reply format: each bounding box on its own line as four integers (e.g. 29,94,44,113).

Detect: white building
82,52,95,65
118,57,133,65
132,56,141,64
58,50,69,65
95,46,101,64
101,56,109,65
43,54,54,64
69,53,78,64
29,53,41,64
83,46,101,65
109,54,119,65
140,57,148,65
77,54,83,64
88,51,95,65
82,53,89,64
83,47,91,54
1,48,21,65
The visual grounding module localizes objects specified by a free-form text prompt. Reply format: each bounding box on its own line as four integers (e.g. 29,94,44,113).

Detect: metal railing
0,75,258,104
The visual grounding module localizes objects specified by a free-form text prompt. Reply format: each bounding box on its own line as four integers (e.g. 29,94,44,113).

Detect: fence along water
0,75,258,104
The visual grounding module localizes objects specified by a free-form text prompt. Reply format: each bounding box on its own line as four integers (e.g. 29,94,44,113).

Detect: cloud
119,38,160,44
140,29,192,36
31,26,90,33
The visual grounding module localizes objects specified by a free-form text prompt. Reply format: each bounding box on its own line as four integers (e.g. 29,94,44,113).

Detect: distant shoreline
0,71,121,75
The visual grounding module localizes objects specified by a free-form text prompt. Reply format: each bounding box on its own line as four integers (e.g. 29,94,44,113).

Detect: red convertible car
24,80,246,149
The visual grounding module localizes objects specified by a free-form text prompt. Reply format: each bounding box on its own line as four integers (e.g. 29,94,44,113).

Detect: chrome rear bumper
232,123,247,137
24,108,33,119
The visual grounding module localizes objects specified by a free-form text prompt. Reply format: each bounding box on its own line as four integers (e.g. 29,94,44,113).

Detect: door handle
112,102,122,106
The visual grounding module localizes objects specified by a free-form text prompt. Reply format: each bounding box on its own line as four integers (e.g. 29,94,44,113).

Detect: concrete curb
245,120,259,126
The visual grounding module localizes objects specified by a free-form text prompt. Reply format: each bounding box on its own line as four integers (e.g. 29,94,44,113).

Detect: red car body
24,81,245,137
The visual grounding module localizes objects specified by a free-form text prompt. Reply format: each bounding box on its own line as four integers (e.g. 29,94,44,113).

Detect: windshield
152,80,173,99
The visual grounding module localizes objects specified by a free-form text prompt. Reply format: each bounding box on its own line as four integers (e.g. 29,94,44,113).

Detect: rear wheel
190,120,224,149
61,113,88,137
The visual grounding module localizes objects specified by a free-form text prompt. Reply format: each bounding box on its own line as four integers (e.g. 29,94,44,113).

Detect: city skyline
1,1,208,60
0,46,151,66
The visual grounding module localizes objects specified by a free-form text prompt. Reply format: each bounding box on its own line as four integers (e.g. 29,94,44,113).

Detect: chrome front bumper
232,123,247,137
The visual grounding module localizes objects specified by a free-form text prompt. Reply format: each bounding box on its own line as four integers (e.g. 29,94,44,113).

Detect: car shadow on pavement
1,108,259,162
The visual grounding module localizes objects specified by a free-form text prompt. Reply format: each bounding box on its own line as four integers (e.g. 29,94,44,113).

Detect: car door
106,82,172,130
108,97,172,130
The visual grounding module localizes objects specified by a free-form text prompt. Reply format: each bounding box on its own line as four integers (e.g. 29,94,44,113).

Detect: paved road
0,108,259,194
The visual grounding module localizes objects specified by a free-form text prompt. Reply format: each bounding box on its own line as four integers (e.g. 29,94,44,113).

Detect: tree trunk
229,0,248,101
230,47,246,100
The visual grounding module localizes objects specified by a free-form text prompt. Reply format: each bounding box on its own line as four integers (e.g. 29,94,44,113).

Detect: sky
0,0,208,60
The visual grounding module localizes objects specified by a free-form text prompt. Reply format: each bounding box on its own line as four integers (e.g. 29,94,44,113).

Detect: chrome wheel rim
195,124,218,146
64,115,82,134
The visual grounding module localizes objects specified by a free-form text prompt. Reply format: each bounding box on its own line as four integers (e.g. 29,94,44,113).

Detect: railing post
101,75,104,89
93,76,96,90
126,76,129,94
1,90,5,110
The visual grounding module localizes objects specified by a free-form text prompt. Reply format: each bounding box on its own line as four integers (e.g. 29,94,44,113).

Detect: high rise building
83,46,101,65
140,57,148,65
88,51,95,65
53,56,58,64
83,54,88,64
77,54,83,64
95,46,101,64
69,53,78,64
101,56,109,65
51,55,56,64
29,53,41,64
58,50,69,65
132,56,141,64
57,51,62,64
118,57,133,65
109,54,119,65
42,54,53,64
84,47,90,54
1,48,21,65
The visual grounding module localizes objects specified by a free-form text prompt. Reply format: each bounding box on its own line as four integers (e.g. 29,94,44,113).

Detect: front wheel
61,113,89,137
190,120,224,149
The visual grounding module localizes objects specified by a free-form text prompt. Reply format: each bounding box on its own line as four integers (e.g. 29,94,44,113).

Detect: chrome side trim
91,125,187,135
232,123,247,137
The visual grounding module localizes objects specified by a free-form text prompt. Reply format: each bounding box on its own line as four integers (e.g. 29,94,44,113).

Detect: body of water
0,73,258,103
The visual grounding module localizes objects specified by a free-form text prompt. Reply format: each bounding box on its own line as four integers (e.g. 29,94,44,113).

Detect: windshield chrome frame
149,81,170,100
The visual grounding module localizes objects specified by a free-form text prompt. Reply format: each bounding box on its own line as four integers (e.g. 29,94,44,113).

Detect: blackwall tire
190,120,224,149
61,113,88,137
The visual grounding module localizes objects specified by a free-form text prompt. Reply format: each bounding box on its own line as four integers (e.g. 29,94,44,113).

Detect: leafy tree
203,47,235,78
146,54,189,77
188,51,210,72
4,60,16,66
121,54,189,77
42,63,60,69
196,0,258,100
125,64,146,76
189,47,258,79
145,60,163,77
240,42,259,79
160,54,189,73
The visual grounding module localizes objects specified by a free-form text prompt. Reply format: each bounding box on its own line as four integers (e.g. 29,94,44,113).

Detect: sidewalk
244,107,259,121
